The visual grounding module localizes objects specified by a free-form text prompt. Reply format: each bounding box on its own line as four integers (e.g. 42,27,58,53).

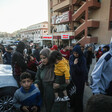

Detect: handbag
66,80,76,98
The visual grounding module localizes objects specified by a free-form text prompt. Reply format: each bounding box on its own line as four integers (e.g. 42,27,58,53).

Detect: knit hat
50,45,58,50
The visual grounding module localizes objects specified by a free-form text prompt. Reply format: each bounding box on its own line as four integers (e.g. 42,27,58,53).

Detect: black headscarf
16,41,25,54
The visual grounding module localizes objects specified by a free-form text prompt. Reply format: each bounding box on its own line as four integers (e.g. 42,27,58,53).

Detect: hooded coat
69,45,88,93
90,40,112,95
69,45,88,112
12,42,27,76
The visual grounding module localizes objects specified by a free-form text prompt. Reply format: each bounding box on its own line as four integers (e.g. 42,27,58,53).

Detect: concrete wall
89,0,112,44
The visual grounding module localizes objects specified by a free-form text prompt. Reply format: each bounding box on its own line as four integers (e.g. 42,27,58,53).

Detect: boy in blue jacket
13,72,41,112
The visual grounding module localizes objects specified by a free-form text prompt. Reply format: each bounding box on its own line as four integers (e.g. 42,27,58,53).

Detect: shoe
55,97,61,102
61,96,70,102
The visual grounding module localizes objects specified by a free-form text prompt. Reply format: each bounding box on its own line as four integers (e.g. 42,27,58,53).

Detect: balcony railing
53,0,70,12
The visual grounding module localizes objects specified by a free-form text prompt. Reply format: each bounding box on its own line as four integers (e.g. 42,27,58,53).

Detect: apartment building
20,21,48,46
48,0,112,46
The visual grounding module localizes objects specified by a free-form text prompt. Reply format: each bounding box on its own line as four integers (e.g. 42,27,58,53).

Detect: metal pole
52,28,54,46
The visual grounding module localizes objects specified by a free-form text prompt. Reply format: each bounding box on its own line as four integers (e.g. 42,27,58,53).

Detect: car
0,64,18,112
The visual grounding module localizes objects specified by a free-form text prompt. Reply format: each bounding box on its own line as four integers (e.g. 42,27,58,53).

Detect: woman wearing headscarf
34,48,68,112
34,48,55,112
69,45,88,112
12,41,27,87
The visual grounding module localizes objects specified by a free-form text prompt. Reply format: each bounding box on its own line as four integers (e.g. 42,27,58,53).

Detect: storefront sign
61,34,69,39
42,35,52,40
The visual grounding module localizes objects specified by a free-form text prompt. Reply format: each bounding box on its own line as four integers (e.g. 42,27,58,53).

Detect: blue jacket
13,84,42,110
90,51,112,94
3,52,12,64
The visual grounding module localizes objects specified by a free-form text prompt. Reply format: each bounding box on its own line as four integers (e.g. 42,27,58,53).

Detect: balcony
75,20,99,37
72,0,101,21
72,2,86,21
88,0,101,9
72,0,82,5
76,36,98,45
53,0,70,12
87,20,100,28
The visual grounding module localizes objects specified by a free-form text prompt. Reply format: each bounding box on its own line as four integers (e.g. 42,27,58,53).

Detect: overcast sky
0,0,48,33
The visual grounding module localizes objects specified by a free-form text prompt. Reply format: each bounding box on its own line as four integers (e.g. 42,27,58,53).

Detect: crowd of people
0,40,112,112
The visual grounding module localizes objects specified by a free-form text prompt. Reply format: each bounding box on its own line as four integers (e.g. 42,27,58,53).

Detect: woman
34,48,55,112
34,48,68,112
69,45,88,112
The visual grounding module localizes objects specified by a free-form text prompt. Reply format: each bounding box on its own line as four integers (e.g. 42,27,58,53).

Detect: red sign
42,35,52,40
61,35,69,39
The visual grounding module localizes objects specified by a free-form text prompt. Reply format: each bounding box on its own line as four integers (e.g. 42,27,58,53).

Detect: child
27,54,39,72
49,51,70,102
13,72,41,112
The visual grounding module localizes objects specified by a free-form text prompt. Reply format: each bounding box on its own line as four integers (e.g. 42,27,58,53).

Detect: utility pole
52,28,54,46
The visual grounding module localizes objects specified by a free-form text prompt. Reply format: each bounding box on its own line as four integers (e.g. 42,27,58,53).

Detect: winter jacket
90,52,112,94
3,52,12,64
12,51,27,76
54,58,70,80
34,64,55,112
33,49,40,62
13,84,41,111
27,58,38,72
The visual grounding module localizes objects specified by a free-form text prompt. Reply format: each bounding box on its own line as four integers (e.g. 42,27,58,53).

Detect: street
83,58,96,111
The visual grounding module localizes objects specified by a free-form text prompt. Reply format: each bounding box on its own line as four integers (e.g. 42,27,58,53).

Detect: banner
52,11,71,24
42,35,52,40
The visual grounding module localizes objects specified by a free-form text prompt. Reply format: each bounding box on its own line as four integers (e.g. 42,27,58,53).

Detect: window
111,0,112,7
109,21,112,29
44,30,47,33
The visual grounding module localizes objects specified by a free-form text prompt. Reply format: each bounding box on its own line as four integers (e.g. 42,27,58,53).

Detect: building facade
48,0,112,46
20,21,48,46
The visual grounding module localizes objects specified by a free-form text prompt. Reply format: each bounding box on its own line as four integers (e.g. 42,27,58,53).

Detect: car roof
0,64,18,88
0,64,12,76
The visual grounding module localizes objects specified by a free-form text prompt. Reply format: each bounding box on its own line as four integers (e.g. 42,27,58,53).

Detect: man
33,44,40,62
12,41,27,87
84,46,94,86
3,46,13,65
90,39,112,95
